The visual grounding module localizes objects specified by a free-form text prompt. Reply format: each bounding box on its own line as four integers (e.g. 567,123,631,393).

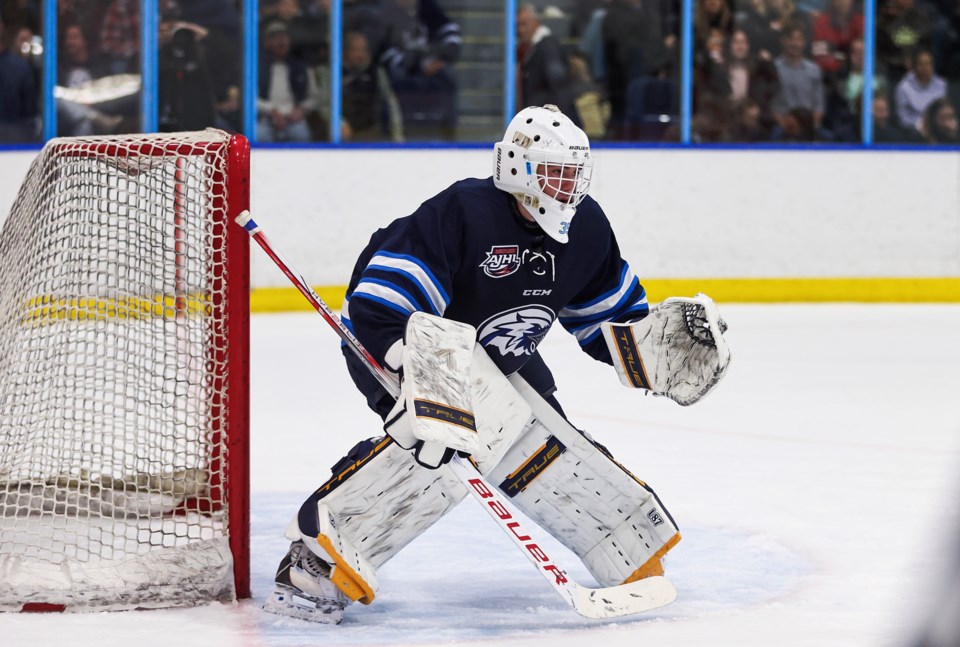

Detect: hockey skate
263,540,350,624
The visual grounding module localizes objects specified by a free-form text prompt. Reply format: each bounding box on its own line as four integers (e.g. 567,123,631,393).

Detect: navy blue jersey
342,177,649,378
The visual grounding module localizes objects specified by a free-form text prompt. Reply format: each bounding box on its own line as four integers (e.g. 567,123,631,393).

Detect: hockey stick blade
235,211,677,618
450,455,677,619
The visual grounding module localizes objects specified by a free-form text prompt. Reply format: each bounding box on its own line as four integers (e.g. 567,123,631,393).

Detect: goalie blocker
274,313,680,620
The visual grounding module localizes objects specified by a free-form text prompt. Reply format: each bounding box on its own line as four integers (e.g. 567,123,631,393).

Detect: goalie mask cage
0,129,250,611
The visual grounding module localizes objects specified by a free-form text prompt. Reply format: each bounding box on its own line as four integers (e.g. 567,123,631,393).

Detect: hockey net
0,129,250,611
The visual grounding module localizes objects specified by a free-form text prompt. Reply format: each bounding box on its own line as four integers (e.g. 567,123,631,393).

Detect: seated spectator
737,0,812,62
341,30,403,142
702,28,780,127
694,0,734,67
869,94,923,142
895,48,946,132
841,38,889,108
0,11,38,142
257,20,316,142
823,36,889,140
378,0,461,139
516,3,576,118
920,96,959,144
691,94,730,141
772,105,817,140
771,22,824,129
729,96,776,140
810,0,863,78
876,0,934,83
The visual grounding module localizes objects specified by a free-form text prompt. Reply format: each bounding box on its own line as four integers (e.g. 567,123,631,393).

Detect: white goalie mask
493,105,594,243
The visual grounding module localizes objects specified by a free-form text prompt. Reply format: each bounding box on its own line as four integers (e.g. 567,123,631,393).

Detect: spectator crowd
3,0,960,144
521,0,960,143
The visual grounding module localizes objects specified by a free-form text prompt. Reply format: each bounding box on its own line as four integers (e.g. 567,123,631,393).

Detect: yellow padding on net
21,294,211,323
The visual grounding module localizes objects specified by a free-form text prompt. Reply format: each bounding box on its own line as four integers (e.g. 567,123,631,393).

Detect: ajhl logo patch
479,245,521,278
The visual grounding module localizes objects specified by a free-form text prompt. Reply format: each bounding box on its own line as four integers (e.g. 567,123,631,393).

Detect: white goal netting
0,129,248,611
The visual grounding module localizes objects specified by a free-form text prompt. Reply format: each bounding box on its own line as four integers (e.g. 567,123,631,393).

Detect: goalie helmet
493,105,593,243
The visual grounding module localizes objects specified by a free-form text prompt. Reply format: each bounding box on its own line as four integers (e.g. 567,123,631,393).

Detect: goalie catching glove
601,292,731,405
383,312,481,468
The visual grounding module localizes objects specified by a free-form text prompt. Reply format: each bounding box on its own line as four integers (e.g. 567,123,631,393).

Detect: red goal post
0,129,250,610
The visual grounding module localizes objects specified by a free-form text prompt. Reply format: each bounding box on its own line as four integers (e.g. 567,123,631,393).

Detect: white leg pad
480,375,681,587
287,349,530,604
292,438,467,600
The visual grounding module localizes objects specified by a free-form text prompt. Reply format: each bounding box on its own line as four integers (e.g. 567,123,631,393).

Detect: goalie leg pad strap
290,437,467,599
481,375,681,587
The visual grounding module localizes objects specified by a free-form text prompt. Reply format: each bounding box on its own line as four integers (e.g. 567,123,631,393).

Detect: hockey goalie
262,105,732,623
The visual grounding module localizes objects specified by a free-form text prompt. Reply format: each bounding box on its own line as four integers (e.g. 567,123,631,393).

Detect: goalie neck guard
493,105,593,243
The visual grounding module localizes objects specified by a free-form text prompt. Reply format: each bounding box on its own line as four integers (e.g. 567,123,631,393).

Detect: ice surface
3,305,959,647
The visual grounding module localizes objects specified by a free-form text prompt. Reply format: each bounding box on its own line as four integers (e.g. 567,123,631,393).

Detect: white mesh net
0,129,246,611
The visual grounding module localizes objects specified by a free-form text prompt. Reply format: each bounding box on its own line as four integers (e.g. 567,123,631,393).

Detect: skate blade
262,584,344,624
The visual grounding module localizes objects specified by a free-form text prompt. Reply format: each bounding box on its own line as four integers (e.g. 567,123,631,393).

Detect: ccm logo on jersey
523,289,551,296
467,478,569,585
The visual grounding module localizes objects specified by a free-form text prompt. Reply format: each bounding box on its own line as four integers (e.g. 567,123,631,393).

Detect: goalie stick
235,211,678,619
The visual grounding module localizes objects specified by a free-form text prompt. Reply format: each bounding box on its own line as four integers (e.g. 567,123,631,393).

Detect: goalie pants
290,348,680,601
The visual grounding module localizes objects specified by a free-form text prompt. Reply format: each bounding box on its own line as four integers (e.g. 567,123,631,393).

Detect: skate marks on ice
251,494,806,645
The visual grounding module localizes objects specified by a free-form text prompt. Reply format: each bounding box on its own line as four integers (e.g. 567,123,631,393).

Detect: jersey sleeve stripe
369,252,449,315
562,290,648,333
338,299,355,347
565,291,650,343
352,280,418,316
563,265,632,311
366,263,441,316
574,327,604,346
559,273,642,327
